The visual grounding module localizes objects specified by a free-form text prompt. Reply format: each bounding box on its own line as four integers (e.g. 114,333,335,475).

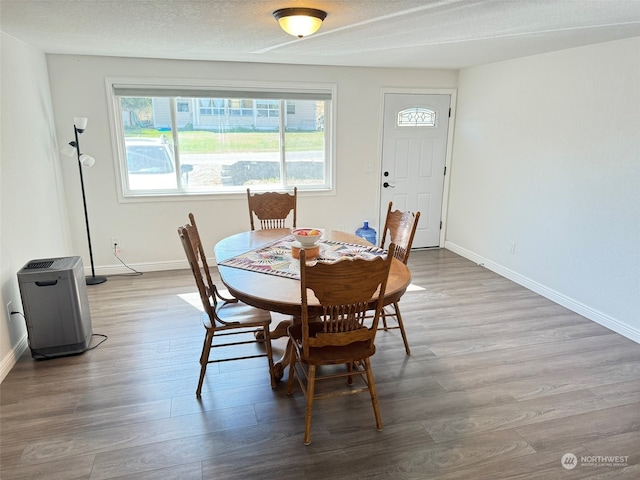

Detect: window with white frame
110,82,333,197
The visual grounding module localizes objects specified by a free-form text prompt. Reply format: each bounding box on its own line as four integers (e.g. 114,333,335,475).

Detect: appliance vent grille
26,260,54,270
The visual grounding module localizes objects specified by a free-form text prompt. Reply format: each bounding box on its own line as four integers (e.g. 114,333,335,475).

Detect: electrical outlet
6,301,13,322
508,241,516,254
111,237,122,254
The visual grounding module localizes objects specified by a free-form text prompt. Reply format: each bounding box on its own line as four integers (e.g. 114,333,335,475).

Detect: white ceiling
2,0,639,69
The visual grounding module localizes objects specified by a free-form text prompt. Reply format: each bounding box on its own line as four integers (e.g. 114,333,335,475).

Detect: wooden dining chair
178,213,276,397
378,201,421,355
286,244,396,445
247,187,297,230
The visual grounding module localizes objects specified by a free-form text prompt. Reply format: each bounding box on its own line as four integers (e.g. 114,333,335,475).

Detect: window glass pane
284,100,325,187
120,97,181,191
397,107,436,127
115,88,331,196
256,99,279,118
199,99,213,115
177,97,281,189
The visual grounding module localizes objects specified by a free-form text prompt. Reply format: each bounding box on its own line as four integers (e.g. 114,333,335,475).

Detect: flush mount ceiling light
273,7,327,38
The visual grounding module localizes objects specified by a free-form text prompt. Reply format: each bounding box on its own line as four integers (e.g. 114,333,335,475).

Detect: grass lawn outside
125,128,324,153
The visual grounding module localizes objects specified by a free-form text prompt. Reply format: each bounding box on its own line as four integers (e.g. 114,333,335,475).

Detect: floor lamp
61,117,107,285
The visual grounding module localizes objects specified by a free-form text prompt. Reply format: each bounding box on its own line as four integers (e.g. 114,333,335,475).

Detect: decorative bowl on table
292,228,323,247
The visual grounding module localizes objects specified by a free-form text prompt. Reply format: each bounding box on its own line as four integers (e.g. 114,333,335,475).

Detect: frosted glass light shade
61,142,77,157
273,8,326,38
79,154,95,167
74,117,88,132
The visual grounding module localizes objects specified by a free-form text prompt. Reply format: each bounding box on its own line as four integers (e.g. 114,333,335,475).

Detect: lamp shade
79,154,95,168
61,142,77,157
273,8,327,38
74,117,88,132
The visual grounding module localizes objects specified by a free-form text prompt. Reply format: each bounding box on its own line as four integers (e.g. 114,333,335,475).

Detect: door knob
383,182,395,188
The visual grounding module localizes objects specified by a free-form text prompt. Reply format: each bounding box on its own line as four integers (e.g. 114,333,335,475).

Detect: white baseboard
445,241,640,345
0,334,28,383
86,259,189,276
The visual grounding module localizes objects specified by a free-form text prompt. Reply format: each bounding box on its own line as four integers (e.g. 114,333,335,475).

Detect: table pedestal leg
272,318,295,382
256,317,295,383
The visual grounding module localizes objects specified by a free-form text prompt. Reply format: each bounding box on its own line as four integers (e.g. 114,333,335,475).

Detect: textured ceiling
1,0,639,69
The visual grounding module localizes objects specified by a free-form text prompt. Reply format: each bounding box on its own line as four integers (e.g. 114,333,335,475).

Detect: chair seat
206,300,272,329
288,323,376,365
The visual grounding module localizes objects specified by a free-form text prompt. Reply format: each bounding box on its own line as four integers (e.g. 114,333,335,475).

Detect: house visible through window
110,82,333,197
256,100,279,118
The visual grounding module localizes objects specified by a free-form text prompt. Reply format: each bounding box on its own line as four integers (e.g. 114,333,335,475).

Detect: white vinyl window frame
105,77,336,202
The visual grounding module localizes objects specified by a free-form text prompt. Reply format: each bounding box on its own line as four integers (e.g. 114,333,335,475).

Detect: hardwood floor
1,249,638,479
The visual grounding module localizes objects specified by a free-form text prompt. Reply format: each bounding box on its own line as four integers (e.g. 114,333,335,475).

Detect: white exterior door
380,93,451,248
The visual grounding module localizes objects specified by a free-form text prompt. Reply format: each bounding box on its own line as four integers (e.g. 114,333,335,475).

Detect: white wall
447,37,640,342
45,55,457,274
0,33,73,379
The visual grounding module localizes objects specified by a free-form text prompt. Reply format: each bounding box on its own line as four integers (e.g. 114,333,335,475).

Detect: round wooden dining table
214,228,411,380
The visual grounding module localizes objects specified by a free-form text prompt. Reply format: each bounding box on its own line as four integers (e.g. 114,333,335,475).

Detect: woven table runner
218,235,386,280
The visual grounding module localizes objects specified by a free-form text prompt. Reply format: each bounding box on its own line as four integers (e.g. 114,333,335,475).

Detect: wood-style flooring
1,249,639,479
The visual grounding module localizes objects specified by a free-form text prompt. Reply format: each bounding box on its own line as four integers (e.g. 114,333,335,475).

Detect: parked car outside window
125,138,192,190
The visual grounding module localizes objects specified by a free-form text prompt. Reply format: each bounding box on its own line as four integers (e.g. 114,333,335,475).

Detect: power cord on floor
112,242,143,277
86,333,108,350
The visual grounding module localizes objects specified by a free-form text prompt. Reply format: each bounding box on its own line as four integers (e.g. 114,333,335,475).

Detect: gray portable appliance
17,256,93,359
